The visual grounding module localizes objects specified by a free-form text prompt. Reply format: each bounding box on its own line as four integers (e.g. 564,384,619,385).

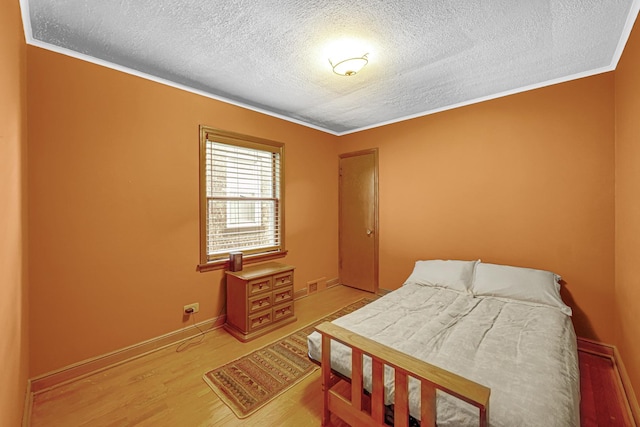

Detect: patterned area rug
203,298,373,418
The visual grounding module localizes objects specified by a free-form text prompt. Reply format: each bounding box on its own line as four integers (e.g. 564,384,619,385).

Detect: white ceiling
21,1,640,135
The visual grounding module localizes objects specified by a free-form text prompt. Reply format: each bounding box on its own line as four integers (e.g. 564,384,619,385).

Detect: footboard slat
371,359,385,423
421,381,436,426
395,371,409,426
316,321,490,427
321,333,332,426
328,390,386,427
352,348,363,411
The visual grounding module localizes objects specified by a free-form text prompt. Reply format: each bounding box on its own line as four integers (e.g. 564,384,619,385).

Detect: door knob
366,229,373,236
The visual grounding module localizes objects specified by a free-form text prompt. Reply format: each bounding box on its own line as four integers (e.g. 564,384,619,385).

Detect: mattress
307,282,580,427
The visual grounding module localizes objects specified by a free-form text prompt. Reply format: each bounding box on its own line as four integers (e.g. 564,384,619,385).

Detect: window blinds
204,140,281,259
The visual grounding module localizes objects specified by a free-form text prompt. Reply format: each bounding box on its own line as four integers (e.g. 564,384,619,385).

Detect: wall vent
307,277,326,294
308,281,318,293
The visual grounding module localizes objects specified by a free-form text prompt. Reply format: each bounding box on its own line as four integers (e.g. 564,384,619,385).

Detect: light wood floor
30,285,370,427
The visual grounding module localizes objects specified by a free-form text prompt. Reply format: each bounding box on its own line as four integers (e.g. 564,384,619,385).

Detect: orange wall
615,20,640,397
27,47,339,376
23,9,638,399
339,74,617,344
0,0,29,424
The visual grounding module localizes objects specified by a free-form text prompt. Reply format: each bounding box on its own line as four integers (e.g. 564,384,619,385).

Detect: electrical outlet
184,303,199,315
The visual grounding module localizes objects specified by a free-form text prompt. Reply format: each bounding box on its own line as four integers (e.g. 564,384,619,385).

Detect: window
199,127,285,269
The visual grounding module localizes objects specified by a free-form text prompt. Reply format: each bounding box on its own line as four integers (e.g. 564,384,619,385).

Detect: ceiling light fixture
329,53,369,76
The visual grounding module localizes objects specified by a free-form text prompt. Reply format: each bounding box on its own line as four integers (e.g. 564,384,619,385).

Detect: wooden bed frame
315,321,491,427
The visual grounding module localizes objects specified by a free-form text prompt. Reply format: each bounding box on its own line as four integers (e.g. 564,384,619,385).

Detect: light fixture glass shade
330,54,369,76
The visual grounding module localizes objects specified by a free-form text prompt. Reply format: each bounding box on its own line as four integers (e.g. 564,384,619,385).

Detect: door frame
338,148,379,293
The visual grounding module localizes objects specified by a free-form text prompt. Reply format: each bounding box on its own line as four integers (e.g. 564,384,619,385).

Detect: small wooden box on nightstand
224,262,296,342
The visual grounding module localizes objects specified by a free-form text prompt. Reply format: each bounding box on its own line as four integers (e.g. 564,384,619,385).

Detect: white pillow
472,262,572,316
404,259,479,293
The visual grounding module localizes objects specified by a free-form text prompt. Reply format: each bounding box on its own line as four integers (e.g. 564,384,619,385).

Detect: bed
307,260,580,427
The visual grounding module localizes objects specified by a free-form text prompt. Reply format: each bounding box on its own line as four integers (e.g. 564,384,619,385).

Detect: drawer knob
259,317,263,322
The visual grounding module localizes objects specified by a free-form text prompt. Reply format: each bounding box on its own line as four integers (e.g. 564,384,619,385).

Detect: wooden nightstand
224,262,296,342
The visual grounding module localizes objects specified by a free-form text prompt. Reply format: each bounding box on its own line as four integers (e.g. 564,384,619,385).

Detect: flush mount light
329,53,369,76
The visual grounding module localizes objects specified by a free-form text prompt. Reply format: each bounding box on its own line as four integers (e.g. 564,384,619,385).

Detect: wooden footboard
315,322,490,427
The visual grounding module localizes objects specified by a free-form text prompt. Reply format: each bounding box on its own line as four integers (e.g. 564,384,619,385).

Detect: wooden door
339,149,378,293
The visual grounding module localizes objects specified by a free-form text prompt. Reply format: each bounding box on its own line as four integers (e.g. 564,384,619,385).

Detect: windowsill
197,250,288,272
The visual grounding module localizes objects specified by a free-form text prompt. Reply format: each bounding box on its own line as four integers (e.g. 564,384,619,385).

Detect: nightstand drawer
273,271,293,288
248,310,272,331
248,293,272,314
248,277,272,295
273,302,294,321
273,286,293,305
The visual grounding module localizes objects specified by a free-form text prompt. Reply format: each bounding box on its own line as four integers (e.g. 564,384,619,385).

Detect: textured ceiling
21,0,640,135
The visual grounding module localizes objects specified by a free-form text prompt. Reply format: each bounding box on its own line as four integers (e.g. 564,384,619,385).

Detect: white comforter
307,282,580,427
